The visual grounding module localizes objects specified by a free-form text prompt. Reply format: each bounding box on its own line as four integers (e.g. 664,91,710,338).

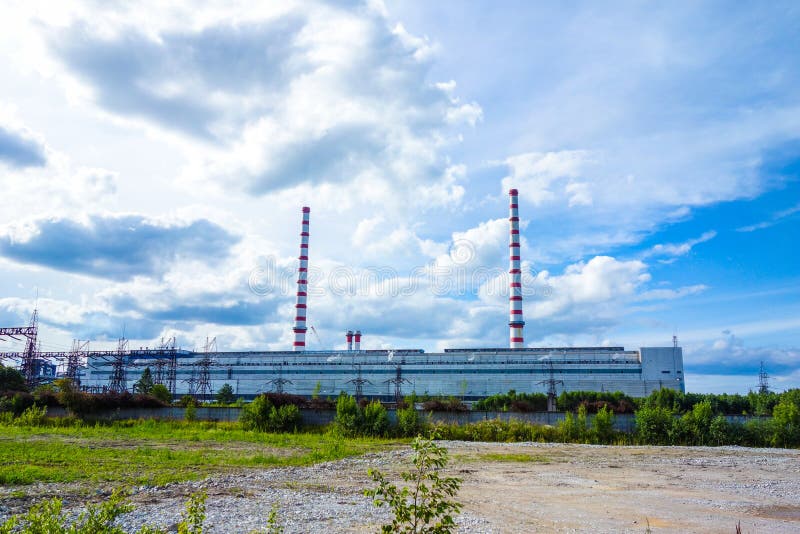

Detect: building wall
84,346,684,399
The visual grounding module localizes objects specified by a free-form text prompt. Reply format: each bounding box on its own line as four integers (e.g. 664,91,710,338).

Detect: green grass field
0,420,397,486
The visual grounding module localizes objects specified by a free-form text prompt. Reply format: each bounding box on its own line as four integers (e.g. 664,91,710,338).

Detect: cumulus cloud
501,150,592,206
0,124,47,168
0,214,238,280
684,330,800,378
43,1,478,200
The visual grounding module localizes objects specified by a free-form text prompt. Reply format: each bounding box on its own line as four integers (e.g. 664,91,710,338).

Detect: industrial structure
2,189,685,400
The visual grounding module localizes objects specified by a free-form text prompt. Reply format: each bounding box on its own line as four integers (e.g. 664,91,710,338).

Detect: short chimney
354,330,362,351
346,330,353,351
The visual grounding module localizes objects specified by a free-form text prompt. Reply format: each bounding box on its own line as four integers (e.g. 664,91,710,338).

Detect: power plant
1,189,685,400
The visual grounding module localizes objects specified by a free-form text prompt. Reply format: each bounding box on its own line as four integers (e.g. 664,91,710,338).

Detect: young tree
214,383,235,405
133,368,154,395
150,384,172,404
366,435,462,533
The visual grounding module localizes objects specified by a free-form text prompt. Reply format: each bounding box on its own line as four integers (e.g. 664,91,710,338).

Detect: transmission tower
384,365,411,406
346,365,372,401
108,337,129,393
758,361,770,395
66,340,89,385
195,337,216,402
20,309,40,387
265,365,292,394
537,361,564,412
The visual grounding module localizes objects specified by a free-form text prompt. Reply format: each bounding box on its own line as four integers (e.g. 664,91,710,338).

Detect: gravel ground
2,442,799,533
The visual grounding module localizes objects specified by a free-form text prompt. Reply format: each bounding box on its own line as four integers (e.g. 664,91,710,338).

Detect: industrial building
3,189,685,400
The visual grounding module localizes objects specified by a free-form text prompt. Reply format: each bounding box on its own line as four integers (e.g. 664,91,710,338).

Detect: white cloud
737,203,800,232
645,230,717,259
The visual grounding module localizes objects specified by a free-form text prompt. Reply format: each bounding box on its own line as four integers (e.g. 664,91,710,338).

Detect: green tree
133,368,154,395
240,394,273,431
366,435,462,534
771,398,800,447
635,406,674,445
214,383,236,405
150,384,172,404
311,381,322,400
0,365,26,393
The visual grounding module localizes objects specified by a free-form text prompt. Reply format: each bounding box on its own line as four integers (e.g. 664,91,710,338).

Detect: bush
14,405,47,427
240,395,301,432
366,435,462,534
396,405,425,438
421,397,468,412
362,401,390,437
184,403,197,423
635,406,674,445
593,405,616,444
334,393,361,436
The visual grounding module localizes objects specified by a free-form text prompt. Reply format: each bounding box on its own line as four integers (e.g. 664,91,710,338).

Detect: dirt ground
2,441,799,533
441,441,800,533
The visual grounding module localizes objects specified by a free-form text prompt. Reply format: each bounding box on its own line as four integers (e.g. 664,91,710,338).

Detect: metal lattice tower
66,340,88,385
758,361,770,395
20,309,40,387
108,337,129,393
266,365,292,394
384,365,411,406
537,362,564,412
195,337,216,402
346,365,372,401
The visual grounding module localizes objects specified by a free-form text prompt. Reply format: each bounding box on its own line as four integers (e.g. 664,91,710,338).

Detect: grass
0,420,397,486
474,452,552,463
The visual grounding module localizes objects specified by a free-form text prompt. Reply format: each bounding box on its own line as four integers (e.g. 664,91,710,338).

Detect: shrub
184,403,197,423
14,404,47,427
241,395,302,432
366,435,462,534
396,405,424,437
269,404,301,432
334,393,361,436
362,401,390,437
0,488,132,533
593,405,616,444
635,406,674,445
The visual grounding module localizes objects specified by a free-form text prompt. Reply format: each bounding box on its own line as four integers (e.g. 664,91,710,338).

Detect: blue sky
0,1,798,393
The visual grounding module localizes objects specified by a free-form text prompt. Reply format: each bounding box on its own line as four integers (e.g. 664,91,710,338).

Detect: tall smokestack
293,207,311,351
346,330,353,351
354,330,361,351
508,189,525,349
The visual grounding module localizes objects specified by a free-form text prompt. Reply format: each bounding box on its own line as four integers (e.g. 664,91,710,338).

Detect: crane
309,326,324,349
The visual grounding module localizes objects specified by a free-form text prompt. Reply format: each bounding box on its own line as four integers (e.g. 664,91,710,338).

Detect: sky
0,0,798,394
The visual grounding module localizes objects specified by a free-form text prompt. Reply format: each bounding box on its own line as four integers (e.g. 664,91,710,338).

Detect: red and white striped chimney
354,330,362,351
346,330,353,351
508,189,525,349
293,206,311,351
